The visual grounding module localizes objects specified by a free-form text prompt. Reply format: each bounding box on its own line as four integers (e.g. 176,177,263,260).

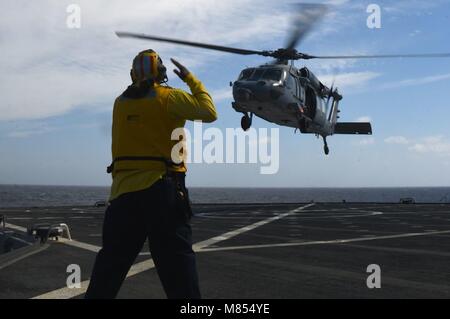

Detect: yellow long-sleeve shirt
109,73,217,201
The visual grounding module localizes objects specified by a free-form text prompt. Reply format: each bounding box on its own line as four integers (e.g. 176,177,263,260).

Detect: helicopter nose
235,88,252,102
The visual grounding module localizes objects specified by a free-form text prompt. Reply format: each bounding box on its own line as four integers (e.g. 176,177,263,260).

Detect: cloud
306,59,358,75
325,0,351,5
319,72,381,91
7,126,55,138
2,120,57,138
408,136,450,156
355,116,371,123
358,137,375,146
383,135,450,156
384,136,410,145
211,88,233,102
384,0,446,14
0,0,290,122
409,30,421,37
380,73,450,90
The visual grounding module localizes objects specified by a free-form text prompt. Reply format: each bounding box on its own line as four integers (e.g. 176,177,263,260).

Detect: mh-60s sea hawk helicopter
116,4,450,155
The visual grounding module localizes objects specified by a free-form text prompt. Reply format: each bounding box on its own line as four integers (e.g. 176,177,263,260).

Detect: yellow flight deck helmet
131,49,168,84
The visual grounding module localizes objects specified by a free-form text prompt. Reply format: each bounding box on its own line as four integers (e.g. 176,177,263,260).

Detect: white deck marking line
5,223,163,257
31,204,314,299
199,230,450,252
59,239,101,253
32,258,155,299
192,203,314,250
341,243,450,257
196,210,382,220
5,223,104,254
5,223,27,232
0,227,34,246
0,244,50,271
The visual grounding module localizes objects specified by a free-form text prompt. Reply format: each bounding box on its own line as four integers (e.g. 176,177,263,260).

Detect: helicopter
115,4,450,155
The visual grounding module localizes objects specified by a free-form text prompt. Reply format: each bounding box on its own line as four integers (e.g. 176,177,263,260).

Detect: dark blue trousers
85,175,200,299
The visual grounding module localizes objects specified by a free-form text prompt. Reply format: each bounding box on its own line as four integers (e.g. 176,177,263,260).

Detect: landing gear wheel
241,114,252,131
322,136,330,155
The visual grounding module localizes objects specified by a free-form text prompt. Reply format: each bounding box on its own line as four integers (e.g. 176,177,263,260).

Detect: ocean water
0,184,449,207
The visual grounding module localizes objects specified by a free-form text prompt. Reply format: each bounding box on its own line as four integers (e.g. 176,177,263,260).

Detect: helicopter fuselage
231,63,339,137
231,63,371,155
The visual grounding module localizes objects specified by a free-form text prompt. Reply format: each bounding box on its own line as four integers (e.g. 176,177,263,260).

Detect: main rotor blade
116,31,267,56
285,3,328,51
307,53,450,59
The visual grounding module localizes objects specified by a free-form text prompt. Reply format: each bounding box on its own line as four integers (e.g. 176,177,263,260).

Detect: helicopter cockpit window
261,69,282,81
238,68,255,80
248,68,265,81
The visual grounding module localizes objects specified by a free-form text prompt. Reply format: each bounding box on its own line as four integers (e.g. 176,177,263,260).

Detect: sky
0,0,449,187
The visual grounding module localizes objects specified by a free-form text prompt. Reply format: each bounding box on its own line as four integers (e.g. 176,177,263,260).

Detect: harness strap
106,156,183,174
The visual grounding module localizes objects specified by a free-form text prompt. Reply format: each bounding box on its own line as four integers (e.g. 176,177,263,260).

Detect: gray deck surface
1,203,449,298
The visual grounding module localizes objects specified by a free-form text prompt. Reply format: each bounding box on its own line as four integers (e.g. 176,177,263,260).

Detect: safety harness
106,156,183,174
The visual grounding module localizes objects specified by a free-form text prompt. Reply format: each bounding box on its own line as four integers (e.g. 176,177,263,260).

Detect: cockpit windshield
248,69,265,81
261,69,282,81
238,68,283,81
238,68,255,80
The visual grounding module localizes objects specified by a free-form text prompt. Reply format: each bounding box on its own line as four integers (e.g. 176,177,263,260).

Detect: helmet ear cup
157,60,168,83
130,69,137,83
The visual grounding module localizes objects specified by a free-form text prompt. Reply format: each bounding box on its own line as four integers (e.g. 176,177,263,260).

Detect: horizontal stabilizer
334,122,372,135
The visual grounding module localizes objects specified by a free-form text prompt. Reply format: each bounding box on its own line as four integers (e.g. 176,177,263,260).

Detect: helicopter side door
314,95,327,124
294,76,308,108
286,72,304,113
285,72,297,96
295,77,305,104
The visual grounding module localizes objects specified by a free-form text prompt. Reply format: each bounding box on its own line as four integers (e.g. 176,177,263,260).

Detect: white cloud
355,116,371,123
409,30,421,37
211,88,233,102
0,0,290,122
319,72,381,91
325,0,351,5
408,136,450,155
8,127,55,138
380,73,450,90
384,136,410,145
358,137,375,146
383,135,450,156
3,120,57,138
306,58,358,75
384,0,446,14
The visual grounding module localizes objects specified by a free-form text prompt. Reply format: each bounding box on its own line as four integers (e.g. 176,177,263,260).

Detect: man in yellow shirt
85,49,217,299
